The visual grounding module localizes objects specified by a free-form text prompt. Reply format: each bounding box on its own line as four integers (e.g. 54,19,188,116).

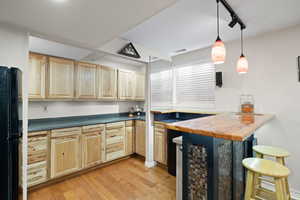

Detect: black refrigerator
0,66,22,200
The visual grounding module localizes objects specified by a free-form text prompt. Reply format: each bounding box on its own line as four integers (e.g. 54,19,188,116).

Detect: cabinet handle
62,152,65,156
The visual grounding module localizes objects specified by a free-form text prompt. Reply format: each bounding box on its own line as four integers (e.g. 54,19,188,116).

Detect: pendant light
236,28,248,74
212,0,226,65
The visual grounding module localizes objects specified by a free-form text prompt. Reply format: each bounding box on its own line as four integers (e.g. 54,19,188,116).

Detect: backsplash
28,101,144,119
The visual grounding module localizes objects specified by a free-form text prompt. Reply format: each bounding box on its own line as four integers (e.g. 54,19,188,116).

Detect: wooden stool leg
275,178,285,200
256,153,263,189
245,171,254,200
276,157,291,200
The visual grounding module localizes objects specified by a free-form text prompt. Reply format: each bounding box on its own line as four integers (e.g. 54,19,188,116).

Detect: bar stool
243,158,290,200
253,145,291,199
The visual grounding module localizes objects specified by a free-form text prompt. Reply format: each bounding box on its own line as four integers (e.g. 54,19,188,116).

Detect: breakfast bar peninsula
166,112,274,200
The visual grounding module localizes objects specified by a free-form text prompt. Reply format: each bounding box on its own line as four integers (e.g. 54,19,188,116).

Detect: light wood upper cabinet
118,70,135,100
135,73,145,101
47,57,75,99
97,66,117,100
75,62,97,99
50,127,81,178
82,124,104,168
29,53,47,99
135,120,146,157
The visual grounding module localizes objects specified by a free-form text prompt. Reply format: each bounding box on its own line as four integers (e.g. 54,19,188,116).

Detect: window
174,63,215,108
151,62,215,109
151,70,173,107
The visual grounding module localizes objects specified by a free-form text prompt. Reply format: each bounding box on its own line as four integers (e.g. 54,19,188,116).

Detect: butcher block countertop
166,113,275,141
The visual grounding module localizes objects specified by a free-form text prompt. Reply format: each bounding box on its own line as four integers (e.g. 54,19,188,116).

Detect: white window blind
151,70,173,107
174,63,215,108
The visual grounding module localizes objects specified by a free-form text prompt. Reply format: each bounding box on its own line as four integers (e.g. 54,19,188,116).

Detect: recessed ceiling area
121,0,300,56
0,0,176,49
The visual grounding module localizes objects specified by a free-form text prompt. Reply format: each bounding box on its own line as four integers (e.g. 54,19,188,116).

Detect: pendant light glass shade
236,54,248,74
212,1,226,65
212,37,226,64
237,29,248,74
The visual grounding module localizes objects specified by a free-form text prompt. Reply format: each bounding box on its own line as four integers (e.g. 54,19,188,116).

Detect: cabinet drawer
106,150,125,161
106,129,123,138
82,124,104,133
51,127,81,138
28,132,48,165
28,161,47,187
106,136,124,145
125,120,133,127
106,122,125,130
28,131,48,137
106,142,124,153
154,123,165,129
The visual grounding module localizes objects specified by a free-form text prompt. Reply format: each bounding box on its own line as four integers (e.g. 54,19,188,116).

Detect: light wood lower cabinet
135,120,146,157
50,127,81,178
125,121,135,155
82,124,104,168
154,123,167,165
28,120,144,187
105,122,125,161
28,131,49,187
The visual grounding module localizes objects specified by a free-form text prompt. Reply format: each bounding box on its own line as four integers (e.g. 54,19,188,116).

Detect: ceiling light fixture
236,28,248,74
211,0,226,65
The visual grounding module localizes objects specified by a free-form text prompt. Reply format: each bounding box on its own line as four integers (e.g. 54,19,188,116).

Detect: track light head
228,16,238,28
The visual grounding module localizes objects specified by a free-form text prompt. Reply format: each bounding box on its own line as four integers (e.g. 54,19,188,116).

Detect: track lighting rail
217,0,246,30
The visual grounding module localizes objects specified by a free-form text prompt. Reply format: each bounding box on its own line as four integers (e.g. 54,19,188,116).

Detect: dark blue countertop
28,113,145,132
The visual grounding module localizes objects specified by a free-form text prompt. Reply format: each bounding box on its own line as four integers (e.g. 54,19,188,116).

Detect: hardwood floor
29,158,176,200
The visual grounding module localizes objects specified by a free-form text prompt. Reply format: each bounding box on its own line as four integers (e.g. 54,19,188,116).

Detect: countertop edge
165,113,275,141
28,116,145,132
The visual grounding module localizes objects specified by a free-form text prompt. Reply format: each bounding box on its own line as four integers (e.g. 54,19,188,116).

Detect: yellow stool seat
243,158,290,178
243,158,291,200
253,145,290,158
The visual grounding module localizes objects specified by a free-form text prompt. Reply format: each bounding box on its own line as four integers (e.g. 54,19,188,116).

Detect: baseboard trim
262,181,300,200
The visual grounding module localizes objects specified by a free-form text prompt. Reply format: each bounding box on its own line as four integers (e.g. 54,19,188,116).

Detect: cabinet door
98,66,117,100
135,120,146,156
118,70,135,100
47,57,74,99
154,131,167,165
51,135,80,178
75,62,97,99
125,126,134,155
29,53,46,99
82,132,102,168
135,73,145,101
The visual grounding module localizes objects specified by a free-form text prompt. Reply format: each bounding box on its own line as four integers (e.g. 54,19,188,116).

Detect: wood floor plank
29,158,176,200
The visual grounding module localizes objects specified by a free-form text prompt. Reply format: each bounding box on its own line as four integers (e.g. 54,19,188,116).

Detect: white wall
172,25,300,193
28,101,142,119
28,55,146,119
0,23,29,200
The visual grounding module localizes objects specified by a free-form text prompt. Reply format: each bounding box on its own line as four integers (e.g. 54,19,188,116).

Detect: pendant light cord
217,1,220,37
241,28,244,55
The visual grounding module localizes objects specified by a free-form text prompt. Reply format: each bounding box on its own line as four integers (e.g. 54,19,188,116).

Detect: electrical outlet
43,106,48,112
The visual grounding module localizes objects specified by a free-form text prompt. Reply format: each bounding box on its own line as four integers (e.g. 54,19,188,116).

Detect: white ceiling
121,0,300,56
0,0,176,49
29,36,92,60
